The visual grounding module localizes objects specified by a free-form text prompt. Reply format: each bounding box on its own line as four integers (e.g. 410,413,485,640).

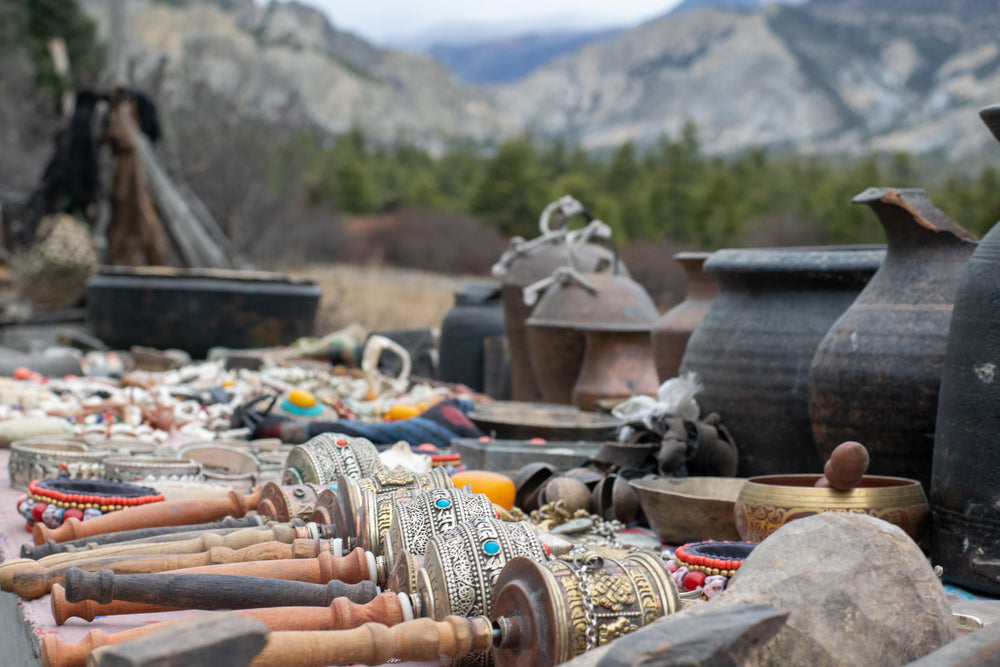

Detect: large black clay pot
808,188,976,494
678,246,883,477
931,104,1000,595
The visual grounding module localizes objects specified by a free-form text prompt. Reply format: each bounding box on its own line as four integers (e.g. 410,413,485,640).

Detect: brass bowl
630,476,746,544
734,474,929,543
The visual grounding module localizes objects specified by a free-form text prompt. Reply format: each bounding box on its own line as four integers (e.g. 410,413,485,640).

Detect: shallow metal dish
630,476,746,545
468,401,620,441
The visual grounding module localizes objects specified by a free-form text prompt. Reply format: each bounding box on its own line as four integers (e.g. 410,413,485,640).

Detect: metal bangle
102,455,203,483
8,438,112,491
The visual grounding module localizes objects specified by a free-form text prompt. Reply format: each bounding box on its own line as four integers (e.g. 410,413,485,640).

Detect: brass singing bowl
630,476,745,545
734,474,929,543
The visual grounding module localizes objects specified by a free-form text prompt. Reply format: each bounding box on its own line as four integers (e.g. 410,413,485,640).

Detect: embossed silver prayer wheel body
379,488,496,576
281,434,385,486
415,517,549,621
331,467,454,536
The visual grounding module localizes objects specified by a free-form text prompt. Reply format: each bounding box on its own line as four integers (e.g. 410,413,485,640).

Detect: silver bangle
102,455,203,483
8,438,112,491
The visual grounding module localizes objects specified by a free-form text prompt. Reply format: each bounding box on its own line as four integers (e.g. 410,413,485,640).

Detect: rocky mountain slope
494,0,1000,160
427,28,623,84
79,0,1000,162
80,0,514,149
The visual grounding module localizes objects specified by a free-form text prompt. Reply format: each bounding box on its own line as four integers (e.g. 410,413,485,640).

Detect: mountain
75,0,1000,163
671,0,764,13
427,28,623,84
79,0,514,149
493,0,1000,161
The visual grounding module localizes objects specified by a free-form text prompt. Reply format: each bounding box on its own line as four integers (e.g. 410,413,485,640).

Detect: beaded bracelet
17,478,164,530
667,540,756,599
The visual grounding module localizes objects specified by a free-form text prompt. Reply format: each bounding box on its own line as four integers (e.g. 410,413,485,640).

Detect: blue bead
483,540,500,556
435,498,451,509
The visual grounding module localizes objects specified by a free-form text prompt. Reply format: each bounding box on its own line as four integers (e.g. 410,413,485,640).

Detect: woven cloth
253,398,484,449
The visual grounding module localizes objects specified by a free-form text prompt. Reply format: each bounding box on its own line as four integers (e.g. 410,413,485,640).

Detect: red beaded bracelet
27,478,164,513
672,540,756,578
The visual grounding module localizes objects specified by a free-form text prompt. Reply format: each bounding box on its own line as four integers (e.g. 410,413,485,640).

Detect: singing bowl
734,474,929,543
630,476,746,544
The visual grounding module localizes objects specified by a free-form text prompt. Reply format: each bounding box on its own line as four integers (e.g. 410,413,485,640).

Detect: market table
0,449,213,665
0,448,452,667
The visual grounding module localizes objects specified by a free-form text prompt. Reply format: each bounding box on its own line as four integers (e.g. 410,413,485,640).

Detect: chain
591,517,625,549
569,552,603,651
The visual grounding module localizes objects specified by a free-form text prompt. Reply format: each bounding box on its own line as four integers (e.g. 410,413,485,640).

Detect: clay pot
931,102,1000,596
808,188,976,494
651,252,718,383
679,246,883,477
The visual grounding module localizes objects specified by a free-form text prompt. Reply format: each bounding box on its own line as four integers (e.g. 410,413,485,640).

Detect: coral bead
450,470,516,510
63,508,84,522
682,570,707,592
31,502,48,522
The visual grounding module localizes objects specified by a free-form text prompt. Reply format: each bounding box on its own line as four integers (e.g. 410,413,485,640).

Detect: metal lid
526,270,658,332
498,238,617,287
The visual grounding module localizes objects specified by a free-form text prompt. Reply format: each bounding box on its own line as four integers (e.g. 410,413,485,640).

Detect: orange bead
450,470,516,510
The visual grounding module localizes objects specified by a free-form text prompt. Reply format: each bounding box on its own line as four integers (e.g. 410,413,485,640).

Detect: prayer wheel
282,433,385,486
325,467,454,536
490,551,680,666
256,482,325,523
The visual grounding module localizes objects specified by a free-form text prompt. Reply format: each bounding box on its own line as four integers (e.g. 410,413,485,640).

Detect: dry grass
288,262,495,335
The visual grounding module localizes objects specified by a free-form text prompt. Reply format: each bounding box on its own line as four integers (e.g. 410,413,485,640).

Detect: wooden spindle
32,524,301,569
21,515,264,560
63,568,377,610
10,538,329,600
43,594,407,667
51,548,374,624
248,616,493,667
32,487,261,545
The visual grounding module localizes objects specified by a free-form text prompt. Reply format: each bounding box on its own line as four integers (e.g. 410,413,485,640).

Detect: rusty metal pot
526,269,658,411
493,196,619,401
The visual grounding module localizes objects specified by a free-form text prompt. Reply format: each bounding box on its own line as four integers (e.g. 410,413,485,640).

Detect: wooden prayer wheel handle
32,488,261,545
51,548,376,624
22,515,265,559
29,524,302,570
43,593,409,667
63,567,379,610
249,616,494,667
10,539,328,600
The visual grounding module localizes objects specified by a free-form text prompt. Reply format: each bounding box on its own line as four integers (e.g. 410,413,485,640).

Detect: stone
636,512,955,667
716,512,956,667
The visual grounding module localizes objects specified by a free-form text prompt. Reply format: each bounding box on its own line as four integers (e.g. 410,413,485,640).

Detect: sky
302,0,684,46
